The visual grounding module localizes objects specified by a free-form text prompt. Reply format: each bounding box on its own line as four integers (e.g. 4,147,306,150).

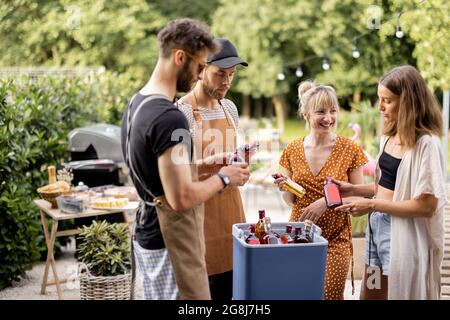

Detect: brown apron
126,95,210,300
154,163,210,300
191,102,246,276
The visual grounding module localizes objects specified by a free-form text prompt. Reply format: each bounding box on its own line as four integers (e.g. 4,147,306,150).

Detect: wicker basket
38,189,73,208
37,191,62,208
78,264,131,300
37,182,74,208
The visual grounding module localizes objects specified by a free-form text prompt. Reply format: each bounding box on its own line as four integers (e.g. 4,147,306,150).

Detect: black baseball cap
207,38,248,68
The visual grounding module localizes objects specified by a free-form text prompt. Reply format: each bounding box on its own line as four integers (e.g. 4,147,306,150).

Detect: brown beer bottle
255,210,267,242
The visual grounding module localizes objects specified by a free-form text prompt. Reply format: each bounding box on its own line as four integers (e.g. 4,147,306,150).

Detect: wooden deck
442,185,450,299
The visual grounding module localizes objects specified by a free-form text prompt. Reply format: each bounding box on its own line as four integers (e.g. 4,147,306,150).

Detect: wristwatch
217,173,230,188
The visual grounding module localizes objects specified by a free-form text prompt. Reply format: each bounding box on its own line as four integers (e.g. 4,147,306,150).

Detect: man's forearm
184,174,224,208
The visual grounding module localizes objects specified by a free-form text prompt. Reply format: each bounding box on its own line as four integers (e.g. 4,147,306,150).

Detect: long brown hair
379,65,443,148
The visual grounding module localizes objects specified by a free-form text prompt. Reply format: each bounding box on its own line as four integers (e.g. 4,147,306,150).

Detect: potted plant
77,220,131,300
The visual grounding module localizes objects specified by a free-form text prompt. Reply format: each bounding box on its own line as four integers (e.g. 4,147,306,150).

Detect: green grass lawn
280,118,308,143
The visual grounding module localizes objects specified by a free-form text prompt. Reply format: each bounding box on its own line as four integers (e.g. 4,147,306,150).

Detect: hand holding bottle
272,173,288,192
219,163,250,187
327,178,354,197
230,141,259,164
334,198,375,216
272,173,306,198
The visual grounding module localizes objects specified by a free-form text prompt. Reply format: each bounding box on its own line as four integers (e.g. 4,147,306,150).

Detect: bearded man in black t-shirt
121,18,250,300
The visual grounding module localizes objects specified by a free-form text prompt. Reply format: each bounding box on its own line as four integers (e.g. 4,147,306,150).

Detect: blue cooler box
232,222,328,300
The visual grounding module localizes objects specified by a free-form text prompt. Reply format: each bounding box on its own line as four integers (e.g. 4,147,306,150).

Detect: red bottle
245,224,260,245
324,176,343,208
233,141,259,164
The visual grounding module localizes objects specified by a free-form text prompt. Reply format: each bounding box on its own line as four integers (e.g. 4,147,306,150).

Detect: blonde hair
379,65,443,148
297,80,340,119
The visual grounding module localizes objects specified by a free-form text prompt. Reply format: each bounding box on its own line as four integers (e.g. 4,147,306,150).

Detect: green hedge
0,72,137,289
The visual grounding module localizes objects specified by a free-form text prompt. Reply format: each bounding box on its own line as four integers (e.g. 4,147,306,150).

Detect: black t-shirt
121,93,191,249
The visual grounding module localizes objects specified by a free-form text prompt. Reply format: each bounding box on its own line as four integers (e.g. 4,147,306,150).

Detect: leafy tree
212,0,317,131
381,0,450,90
306,0,416,105
0,0,167,81
212,0,317,98
151,0,220,24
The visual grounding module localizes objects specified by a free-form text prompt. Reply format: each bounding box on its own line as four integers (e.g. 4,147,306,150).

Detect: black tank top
378,137,402,191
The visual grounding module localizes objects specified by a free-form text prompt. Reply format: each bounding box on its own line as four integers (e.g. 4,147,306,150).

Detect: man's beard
176,62,195,92
202,76,228,100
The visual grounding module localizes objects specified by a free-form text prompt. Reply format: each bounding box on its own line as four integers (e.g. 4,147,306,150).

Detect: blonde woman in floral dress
274,81,367,299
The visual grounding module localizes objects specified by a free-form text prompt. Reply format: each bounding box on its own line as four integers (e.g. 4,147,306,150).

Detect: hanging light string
278,0,428,79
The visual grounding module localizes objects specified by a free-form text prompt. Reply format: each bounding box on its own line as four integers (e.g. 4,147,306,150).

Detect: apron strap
126,94,167,299
125,94,167,207
218,100,237,131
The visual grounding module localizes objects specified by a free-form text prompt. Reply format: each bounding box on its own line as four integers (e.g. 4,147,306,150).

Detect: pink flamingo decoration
349,123,376,177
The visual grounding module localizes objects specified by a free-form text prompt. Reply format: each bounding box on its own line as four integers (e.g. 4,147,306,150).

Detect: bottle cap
258,210,265,219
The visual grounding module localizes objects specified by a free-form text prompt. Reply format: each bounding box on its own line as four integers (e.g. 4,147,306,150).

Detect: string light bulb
279,5,425,77
352,46,361,59
395,12,404,38
395,25,404,38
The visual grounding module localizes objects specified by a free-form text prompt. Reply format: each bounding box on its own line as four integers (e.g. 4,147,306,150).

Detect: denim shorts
365,211,391,276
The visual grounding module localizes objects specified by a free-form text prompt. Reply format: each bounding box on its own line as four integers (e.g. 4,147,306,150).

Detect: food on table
92,197,129,208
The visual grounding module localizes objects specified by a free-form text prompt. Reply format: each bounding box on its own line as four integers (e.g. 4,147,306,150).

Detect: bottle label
285,179,306,198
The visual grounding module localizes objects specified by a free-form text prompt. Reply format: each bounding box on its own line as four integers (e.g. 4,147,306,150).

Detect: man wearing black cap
177,38,250,300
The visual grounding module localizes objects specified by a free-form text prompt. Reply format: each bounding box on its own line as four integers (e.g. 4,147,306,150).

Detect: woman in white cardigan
334,65,446,300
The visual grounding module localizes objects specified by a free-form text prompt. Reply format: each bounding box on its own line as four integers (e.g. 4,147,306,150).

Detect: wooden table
34,199,136,300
